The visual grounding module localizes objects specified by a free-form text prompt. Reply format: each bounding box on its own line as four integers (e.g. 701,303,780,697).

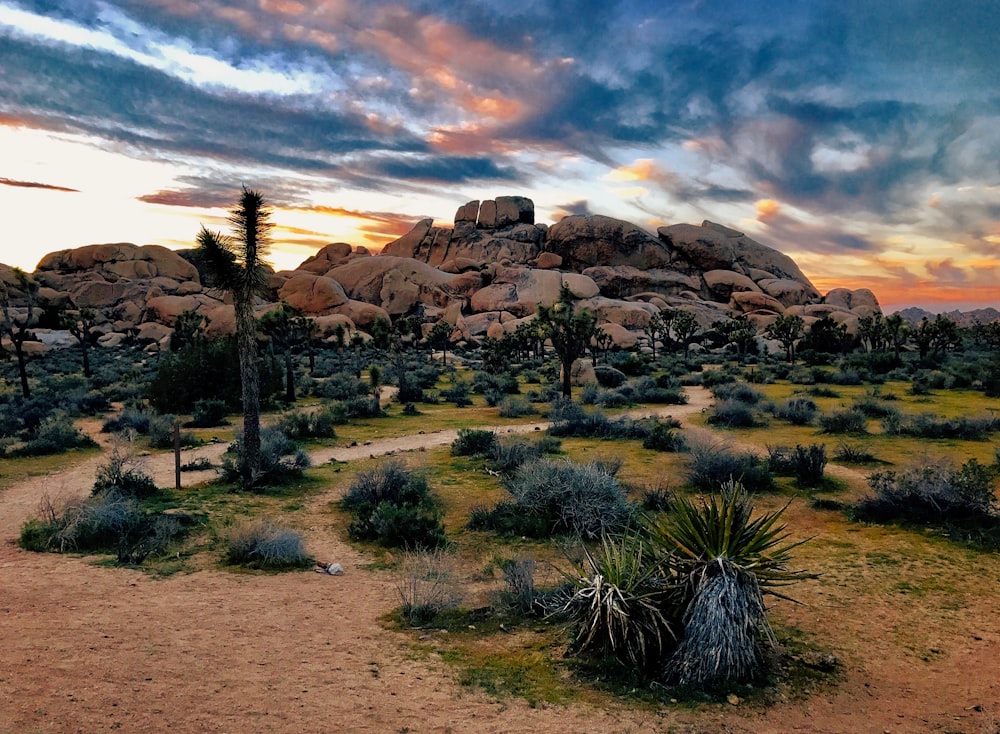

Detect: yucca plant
649,481,814,688
557,531,676,672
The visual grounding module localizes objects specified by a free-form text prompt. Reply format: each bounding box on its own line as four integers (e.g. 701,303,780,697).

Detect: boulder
569,358,597,387
136,321,173,344
581,296,659,329
730,291,786,315
534,252,562,269
546,215,672,271
312,314,357,338
333,300,390,331
595,322,639,350
295,242,355,275
757,278,815,307
36,243,199,283
326,256,455,314
583,266,700,299
145,295,204,325
97,332,126,348
278,273,349,314
658,223,737,271
469,267,599,317
703,270,760,299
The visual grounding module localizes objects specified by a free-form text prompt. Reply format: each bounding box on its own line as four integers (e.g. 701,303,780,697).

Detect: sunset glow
0,1,997,312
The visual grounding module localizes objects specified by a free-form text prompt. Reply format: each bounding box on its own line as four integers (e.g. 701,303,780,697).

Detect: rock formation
3,196,885,353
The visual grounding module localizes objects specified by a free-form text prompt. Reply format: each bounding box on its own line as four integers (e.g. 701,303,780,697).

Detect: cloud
0,176,78,193
369,155,518,183
751,210,880,256
551,199,592,219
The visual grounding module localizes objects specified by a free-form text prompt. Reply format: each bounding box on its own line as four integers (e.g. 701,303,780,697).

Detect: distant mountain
893,307,1000,327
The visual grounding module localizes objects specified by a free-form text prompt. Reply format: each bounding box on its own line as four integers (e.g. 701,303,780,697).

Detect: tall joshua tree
0,269,41,398
195,187,273,489
537,282,597,398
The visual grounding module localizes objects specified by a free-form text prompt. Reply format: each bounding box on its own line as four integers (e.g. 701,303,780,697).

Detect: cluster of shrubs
469,457,634,539
19,447,188,565
706,382,769,429
580,374,688,409
219,427,311,489
277,405,340,440
766,443,828,487
853,457,999,545
0,392,102,457
341,460,446,549
223,519,311,570
687,436,774,492
880,412,999,441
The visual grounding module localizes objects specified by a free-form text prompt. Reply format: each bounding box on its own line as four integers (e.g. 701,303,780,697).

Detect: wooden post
174,421,181,490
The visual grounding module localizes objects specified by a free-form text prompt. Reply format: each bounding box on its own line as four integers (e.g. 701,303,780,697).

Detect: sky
1,0,998,312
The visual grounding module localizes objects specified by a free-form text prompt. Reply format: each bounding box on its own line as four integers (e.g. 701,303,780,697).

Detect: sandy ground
2,388,999,733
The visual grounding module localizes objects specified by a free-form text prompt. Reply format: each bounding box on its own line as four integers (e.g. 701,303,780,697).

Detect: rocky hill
893,306,1000,327
1,196,882,353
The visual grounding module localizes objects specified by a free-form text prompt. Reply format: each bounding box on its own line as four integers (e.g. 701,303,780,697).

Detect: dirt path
2,387,998,733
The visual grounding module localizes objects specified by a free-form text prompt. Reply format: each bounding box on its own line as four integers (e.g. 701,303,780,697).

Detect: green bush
771,397,818,426
642,419,686,452
687,437,774,492
451,428,499,457
220,427,310,489
342,460,446,549
10,412,98,456
93,446,159,499
498,397,537,417
278,406,339,440
881,412,999,441
819,408,869,435
707,400,766,429
489,458,634,539
189,399,229,428
224,519,311,569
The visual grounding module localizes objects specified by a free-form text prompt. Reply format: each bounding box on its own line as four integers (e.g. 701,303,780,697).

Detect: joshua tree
0,269,40,398
59,305,98,378
537,282,597,398
765,313,805,363
194,187,273,489
259,302,305,403
670,309,700,357
427,320,453,366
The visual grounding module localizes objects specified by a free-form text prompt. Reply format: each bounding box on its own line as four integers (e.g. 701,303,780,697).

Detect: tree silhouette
194,187,273,489
0,269,40,398
537,282,597,398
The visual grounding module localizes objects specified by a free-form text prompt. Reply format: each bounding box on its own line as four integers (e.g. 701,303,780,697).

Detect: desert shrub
20,491,184,564
805,385,840,398
93,446,159,499
496,557,541,617
440,379,472,406
711,382,764,405
771,397,818,426
394,549,463,626
10,412,98,456
147,414,198,449
489,437,544,475
547,397,587,423
856,458,998,525
342,460,445,549
224,519,311,569
498,396,537,417
180,457,214,472
699,369,738,388
220,427,311,489
558,532,674,672
485,458,634,539
594,365,627,388
451,428,499,457
632,375,688,405
851,395,901,420
277,406,339,440
607,351,647,376
102,408,153,435
640,484,674,512
642,418,686,452
818,408,868,435
829,369,863,386
548,411,651,440
472,370,519,395
794,444,827,486
707,399,767,429
687,437,774,492
595,389,632,409
881,412,999,441
310,372,367,400
833,443,880,464
189,399,229,428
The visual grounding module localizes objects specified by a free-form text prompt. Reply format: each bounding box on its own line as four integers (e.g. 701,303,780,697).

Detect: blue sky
1,0,998,310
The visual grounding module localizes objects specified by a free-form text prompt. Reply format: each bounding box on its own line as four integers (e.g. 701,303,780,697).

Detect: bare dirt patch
2,387,999,733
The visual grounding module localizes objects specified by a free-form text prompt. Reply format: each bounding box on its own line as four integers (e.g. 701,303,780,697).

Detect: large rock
703,270,760,299
145,295,205,325
325,257,457,315
658,223,736,271
278,273,349,314
469,267,599,317
37,243,200,283
730,291,786,315
583,266,700,299
295,243,355,275
546,215,672,271
580,297,659,330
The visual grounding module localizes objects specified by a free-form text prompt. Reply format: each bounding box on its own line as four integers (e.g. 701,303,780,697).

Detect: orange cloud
605,158,663,183
259,0,306,15
755,198,782,221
